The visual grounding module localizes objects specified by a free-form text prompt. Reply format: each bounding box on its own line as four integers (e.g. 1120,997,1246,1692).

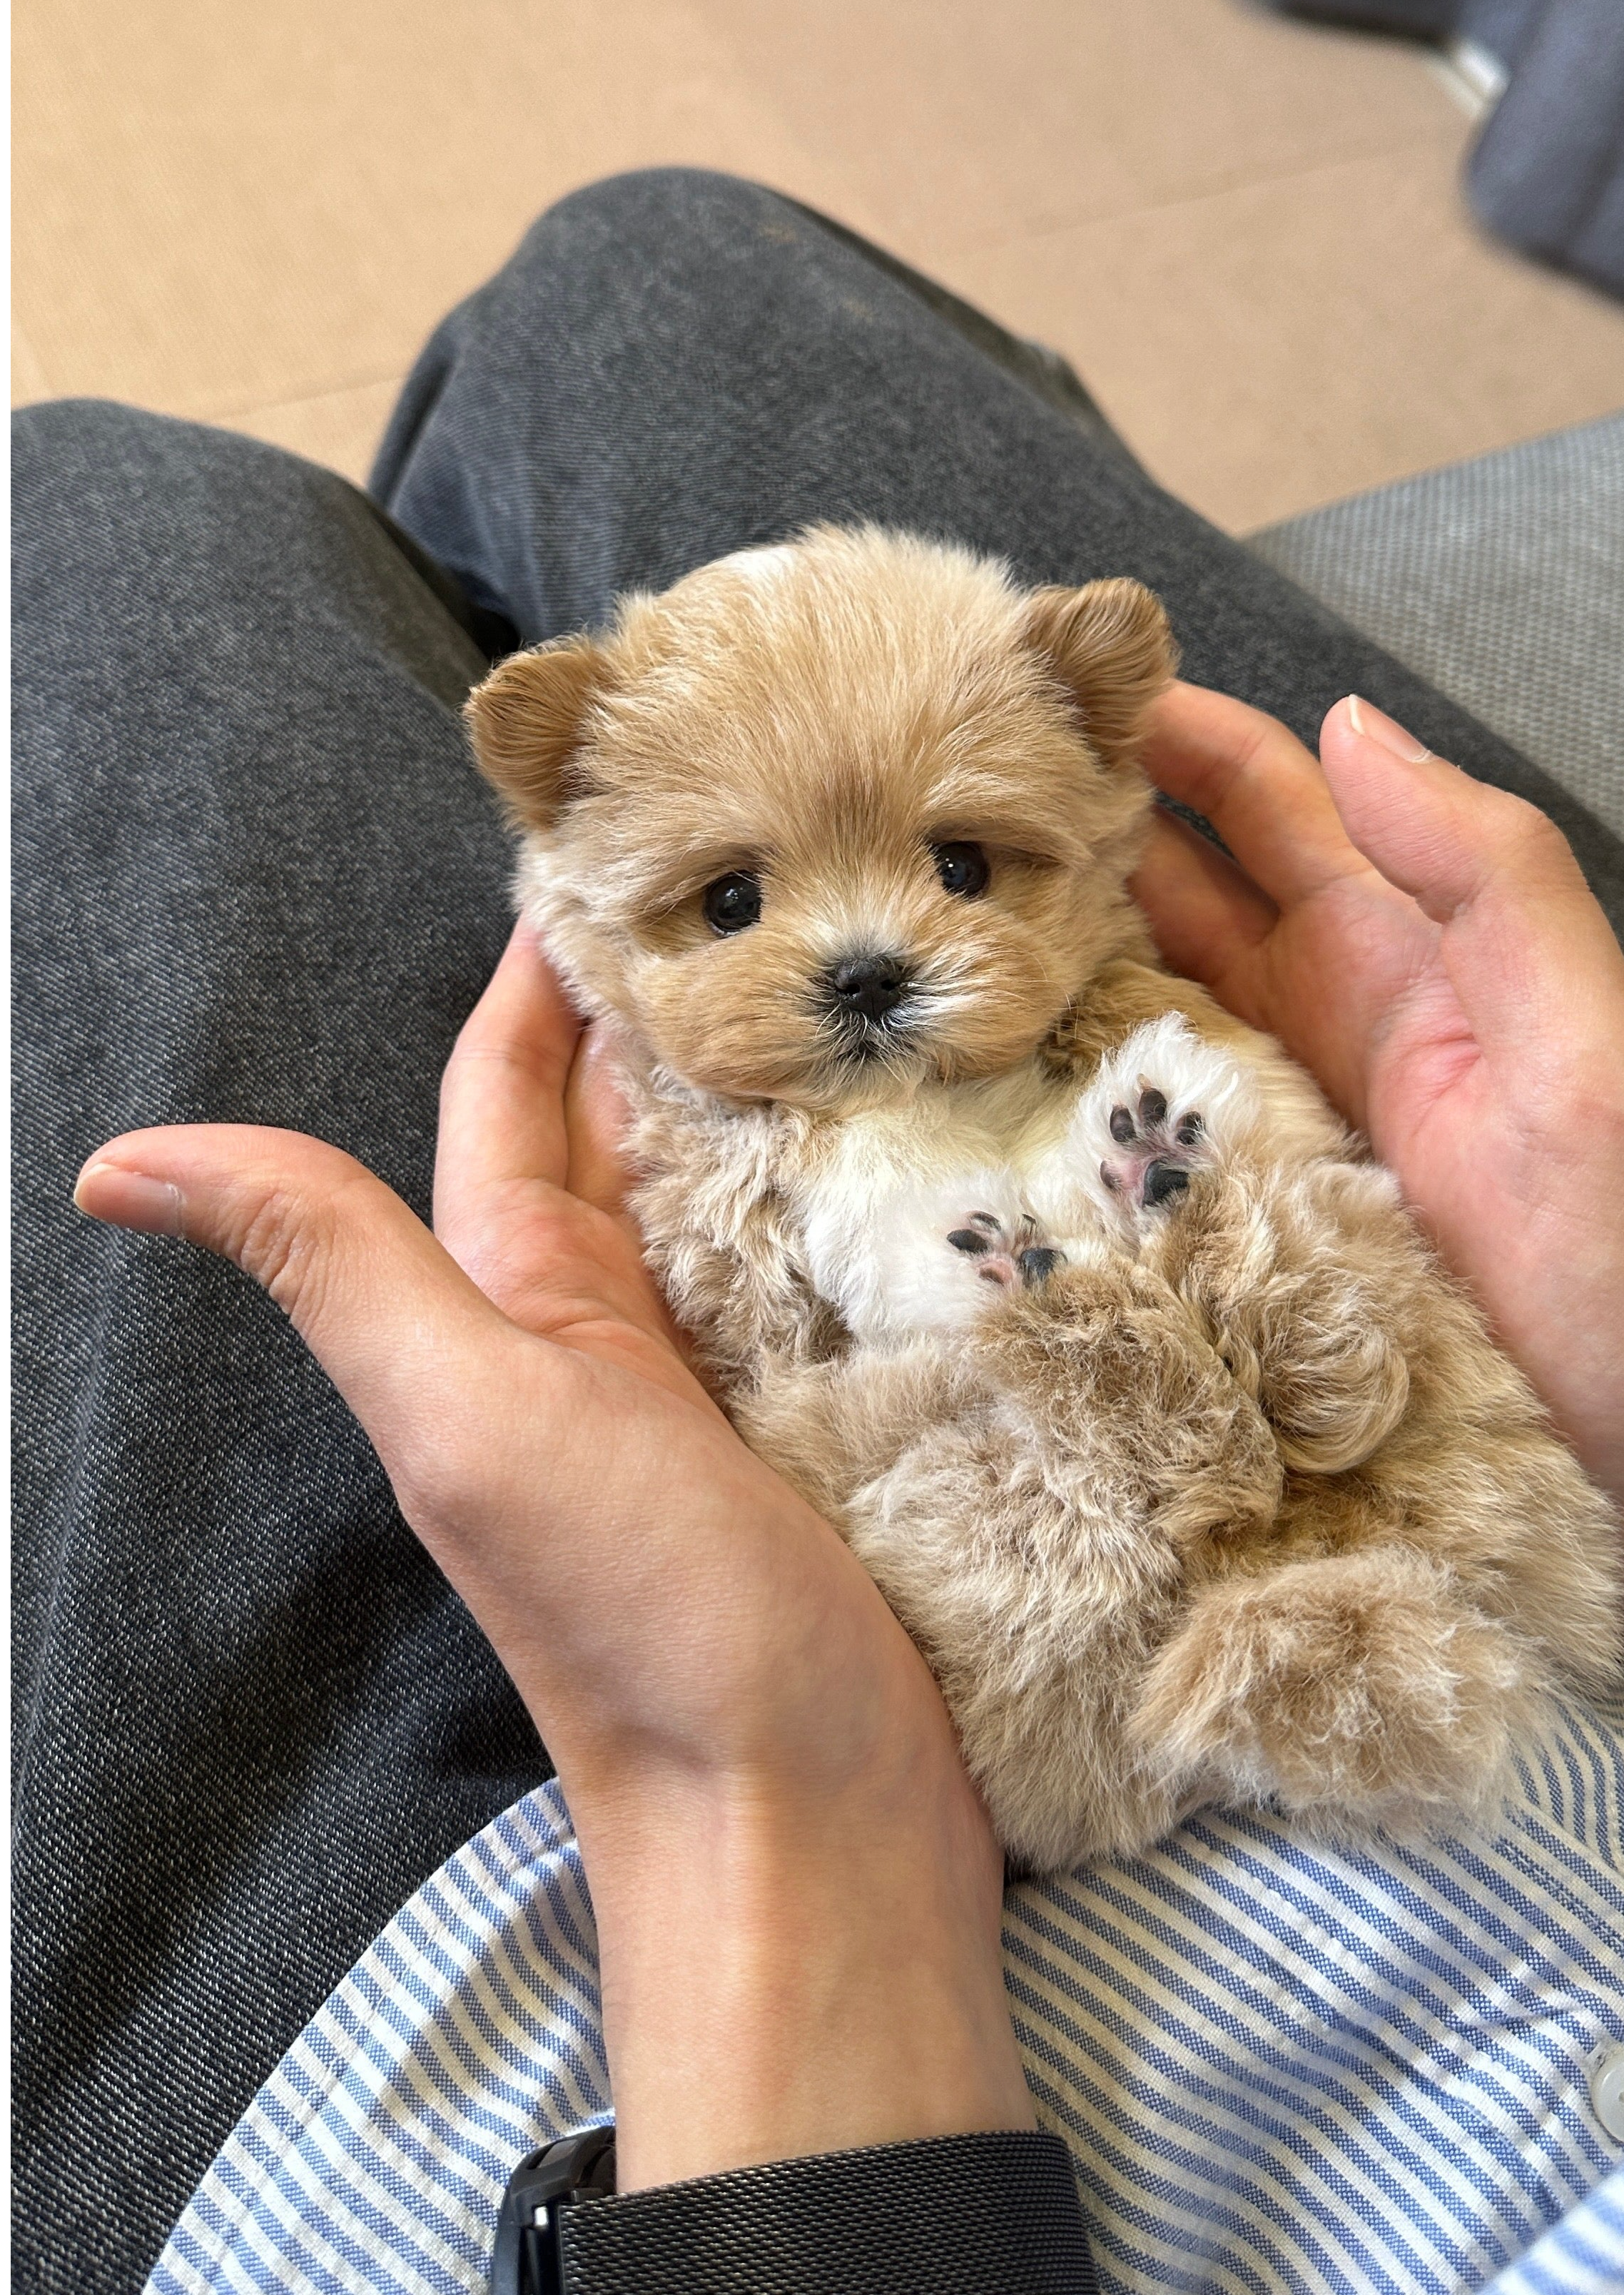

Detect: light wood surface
14,0,1624,531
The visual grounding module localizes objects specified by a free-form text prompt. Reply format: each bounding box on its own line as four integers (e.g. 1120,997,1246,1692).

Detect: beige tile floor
13,0,1624,532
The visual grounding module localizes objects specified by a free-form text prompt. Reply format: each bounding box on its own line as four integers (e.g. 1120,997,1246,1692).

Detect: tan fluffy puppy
467,525,1620,1872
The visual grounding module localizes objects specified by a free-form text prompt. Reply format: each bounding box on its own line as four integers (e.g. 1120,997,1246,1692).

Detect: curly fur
467,525,1621,1870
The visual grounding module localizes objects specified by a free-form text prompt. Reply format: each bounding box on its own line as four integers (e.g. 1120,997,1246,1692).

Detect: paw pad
948,1211,1064,1291
1100,1085,1207,1213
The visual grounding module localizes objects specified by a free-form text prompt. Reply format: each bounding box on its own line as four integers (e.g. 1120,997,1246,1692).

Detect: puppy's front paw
1062,1014,1257,1241
1098,1084,1207,1214
841,1176,1076,1341
946,1208,1066,1295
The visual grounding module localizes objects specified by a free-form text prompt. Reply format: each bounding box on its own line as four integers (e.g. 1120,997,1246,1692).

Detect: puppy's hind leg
1131,1545,1541,1838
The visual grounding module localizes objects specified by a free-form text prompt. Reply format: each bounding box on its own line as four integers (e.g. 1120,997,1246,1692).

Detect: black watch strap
490,2125,618,2295
495,2127,1096,2295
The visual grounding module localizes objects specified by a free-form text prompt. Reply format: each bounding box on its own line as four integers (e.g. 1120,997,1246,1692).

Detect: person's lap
369,170,1623,921
11,410,547,2294
14,167,1624,2295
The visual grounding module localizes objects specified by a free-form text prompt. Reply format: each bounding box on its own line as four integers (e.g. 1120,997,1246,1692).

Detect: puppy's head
467,526,1173,1110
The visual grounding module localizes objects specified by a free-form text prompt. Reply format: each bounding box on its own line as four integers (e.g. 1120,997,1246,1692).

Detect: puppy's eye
703,871,763,936
933,841,990,899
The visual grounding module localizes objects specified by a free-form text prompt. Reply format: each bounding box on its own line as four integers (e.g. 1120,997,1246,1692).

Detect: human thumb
73,1124,511,1499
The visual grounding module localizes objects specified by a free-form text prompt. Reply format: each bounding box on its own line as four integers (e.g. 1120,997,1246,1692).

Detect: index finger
1131,805,1277,1019
435,921,583,1240
1141,683,1374,912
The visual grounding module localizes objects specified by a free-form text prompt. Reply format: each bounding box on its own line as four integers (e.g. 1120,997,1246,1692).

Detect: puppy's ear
464,634,609,828
1023,578,1176,771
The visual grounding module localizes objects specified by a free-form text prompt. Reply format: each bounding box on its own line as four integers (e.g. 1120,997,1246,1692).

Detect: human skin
1134,690,1624,1506
73,689,1624,2189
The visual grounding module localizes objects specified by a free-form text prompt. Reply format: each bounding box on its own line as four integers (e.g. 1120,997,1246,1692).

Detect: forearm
576,1757,1035,2193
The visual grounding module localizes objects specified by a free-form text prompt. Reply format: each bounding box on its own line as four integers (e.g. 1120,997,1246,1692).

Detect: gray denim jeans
14,167,1623,2295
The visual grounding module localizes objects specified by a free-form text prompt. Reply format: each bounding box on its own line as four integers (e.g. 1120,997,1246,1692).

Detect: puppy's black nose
828,953,910,1024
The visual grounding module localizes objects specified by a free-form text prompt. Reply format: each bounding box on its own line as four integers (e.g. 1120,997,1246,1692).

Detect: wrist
572,1758,1035,2192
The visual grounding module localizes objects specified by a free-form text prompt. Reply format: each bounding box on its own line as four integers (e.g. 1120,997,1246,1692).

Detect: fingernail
73,1162,185,1237
1346,694,1432,763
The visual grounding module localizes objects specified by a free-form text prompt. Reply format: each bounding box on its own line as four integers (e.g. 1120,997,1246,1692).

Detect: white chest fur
783,1013,1309,1347
787,1062,1096,1346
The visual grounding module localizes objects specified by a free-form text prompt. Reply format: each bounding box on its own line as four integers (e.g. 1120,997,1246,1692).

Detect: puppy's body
471,527,1619,1870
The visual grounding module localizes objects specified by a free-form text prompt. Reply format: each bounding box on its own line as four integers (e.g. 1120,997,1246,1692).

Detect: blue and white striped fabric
150,1693,1624,2295
1488,2169,1624,2295
150,1793,611,2295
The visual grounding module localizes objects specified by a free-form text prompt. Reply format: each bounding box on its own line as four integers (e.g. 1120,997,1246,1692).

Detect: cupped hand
1133,684,1624,1506
73,924,1032,2186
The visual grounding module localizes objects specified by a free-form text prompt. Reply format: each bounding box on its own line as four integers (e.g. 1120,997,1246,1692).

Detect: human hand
72,924,1032,2188
1133,684,1624,1508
